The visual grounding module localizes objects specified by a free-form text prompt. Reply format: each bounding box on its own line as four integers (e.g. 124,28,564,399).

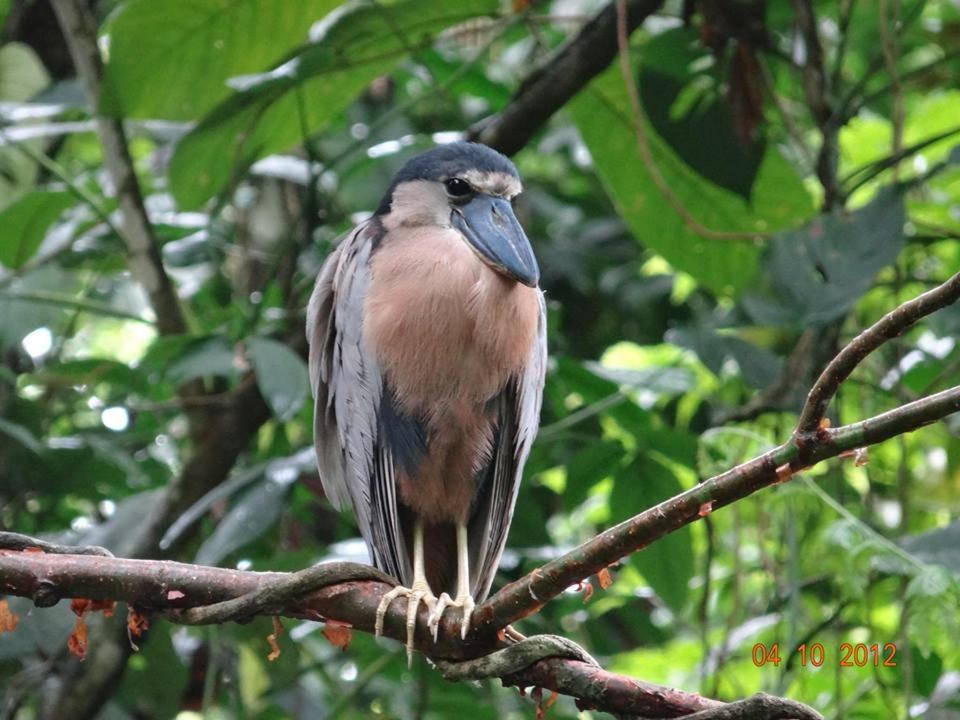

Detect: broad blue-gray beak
452,195,539,288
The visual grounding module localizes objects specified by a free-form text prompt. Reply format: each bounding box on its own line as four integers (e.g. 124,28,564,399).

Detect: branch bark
469,0,664,155
0,551,810,718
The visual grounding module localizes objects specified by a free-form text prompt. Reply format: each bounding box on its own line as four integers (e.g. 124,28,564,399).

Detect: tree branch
0,550,817,718
791,0,839,209
469,0,664,155
795,271,960,434
50,0,188,337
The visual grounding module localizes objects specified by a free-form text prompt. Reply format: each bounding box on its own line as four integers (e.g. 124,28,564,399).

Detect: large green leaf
569,49,813,295
248,336,310,421
169,0,498,208
0,42,48,101
640,28,765,201
742,186,905,326
610,455,694,613
101,0,340,120
0,43,50,201
0,191,74,269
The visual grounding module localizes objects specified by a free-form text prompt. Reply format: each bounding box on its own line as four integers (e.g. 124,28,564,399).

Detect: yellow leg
428,522,476,641
374,520,437,666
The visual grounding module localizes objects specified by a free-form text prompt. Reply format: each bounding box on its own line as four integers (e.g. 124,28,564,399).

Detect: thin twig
794,271,960,435
51,0,188,337
0,290,155,325
878,0,904,181
0,531,113,557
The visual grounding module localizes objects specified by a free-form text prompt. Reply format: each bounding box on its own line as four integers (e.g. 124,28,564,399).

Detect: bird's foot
374,582,437,667
428,592,476,641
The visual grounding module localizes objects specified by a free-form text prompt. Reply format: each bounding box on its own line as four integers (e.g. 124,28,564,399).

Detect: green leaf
0,416,43,455
248,337,310,422
569,48,813,295
667,328,782,390
0,191,74,269
101,0,340,120
0,42,49,101
743,186,905,326
907,565,956,601
900,519,960,574
610,456,693,613
169,0,498,208
565,440,624,509
639,28,764,201
194,476,291,565
163,335,238,384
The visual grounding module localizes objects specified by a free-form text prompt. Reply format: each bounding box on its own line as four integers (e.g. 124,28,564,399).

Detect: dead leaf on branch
68,616,89,660
597,567,614,590
322,619,353,651
0,599,19,633
267,616,283,662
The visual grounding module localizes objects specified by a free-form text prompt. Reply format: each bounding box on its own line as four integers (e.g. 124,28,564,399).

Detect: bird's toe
459,595,476,640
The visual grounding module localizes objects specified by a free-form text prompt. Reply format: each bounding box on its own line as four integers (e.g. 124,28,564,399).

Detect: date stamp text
752,642,898,668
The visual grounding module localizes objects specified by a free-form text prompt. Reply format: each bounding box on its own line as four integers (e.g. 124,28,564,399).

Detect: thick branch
0,552,724,718
51,0,187,336
469,0,664,155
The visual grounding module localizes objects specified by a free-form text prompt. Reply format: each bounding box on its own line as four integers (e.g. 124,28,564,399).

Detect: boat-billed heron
307,142,546,661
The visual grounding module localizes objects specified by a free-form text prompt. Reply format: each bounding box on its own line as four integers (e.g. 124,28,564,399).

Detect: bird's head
376,142,540,288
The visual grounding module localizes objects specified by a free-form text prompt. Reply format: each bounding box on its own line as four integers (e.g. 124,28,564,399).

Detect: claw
374,584,437,667
427,592,476,641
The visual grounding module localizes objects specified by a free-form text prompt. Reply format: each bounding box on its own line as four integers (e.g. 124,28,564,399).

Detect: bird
306,141,546,662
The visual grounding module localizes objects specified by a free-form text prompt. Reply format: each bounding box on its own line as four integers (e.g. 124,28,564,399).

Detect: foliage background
1,0,960,718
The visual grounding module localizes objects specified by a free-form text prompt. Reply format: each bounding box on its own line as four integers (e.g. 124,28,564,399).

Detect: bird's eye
444,178,473,198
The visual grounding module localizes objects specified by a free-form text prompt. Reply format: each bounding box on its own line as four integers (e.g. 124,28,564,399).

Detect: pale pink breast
363,227,539,416
362,226,540,521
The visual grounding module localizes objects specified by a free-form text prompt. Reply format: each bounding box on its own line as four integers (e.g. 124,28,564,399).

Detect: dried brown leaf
267,616,284,662
68,616,88,659
322,619,353,651
597,567,614,590
127,607,149,638
0,599,19,633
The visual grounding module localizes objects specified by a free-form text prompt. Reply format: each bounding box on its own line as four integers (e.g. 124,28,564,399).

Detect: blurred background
1,0,959,718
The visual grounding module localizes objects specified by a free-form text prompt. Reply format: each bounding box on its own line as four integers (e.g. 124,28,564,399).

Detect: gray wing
470,291,548,601
306,222,410,583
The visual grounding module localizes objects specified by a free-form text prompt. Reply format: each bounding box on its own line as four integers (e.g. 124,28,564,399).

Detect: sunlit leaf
169,0,499,208
611,456,693,613
101,0,341,120
570,48,813,295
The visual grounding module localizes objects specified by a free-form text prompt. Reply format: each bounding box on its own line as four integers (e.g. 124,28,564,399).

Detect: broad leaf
194,476,292,565
743,186,905,326
169,0,498,208
640,28,765,200
101,0,340,120
0,191,74,269
570,46,813,295
610,456,694,613
248,337,310,422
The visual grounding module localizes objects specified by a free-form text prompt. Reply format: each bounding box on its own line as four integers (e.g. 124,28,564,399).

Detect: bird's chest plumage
362,226,540,521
